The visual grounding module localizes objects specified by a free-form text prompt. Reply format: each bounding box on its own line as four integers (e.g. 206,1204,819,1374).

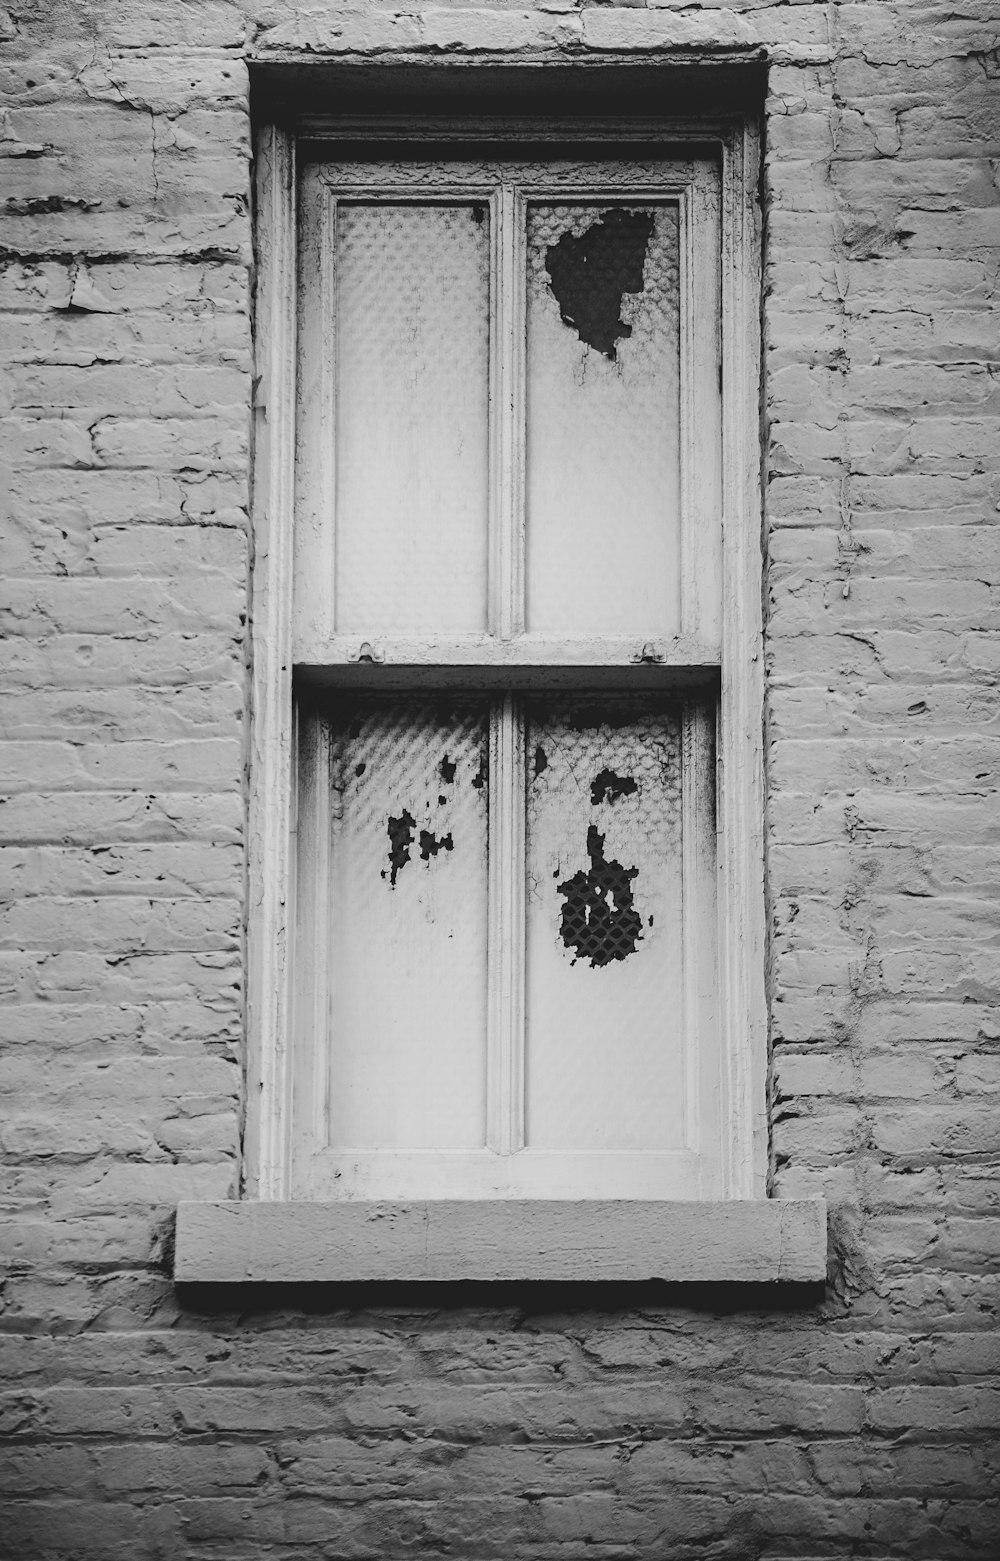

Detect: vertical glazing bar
486,183,526,1156
678,186,696,640
684,165,724,650
488,187,503,638
681,698,723,1196
289,712,333,1188
493,183,524,639
293,180,337,655
487,695,526,1154
315,721,335,1157
320,192,338,637
680,702,699,1158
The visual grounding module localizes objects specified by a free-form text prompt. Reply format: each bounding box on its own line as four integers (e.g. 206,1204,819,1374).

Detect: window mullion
680,166,723,647
487,694,526,1156
293,712,333,1191
490,180,524,640
486,182,526,1160
680,701,701,1167
269,140,761,1209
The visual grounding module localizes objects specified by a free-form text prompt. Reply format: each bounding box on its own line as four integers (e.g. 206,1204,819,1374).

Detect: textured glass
335,204,490,634
325,700,489,1151
525,204,681,637
524,698,686,1151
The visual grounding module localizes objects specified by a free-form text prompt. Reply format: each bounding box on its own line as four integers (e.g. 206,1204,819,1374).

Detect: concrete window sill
174,1199,827,1284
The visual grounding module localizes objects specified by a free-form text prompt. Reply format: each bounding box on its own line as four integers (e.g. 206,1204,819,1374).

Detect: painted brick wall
1,0,998,1554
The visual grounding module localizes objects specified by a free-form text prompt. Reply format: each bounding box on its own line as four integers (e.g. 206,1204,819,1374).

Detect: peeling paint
556,825,643,968
418,828,454,861
384,809,415,887
5,194,100,216
590,767,638,806
533,745,548,779
544,208,654,361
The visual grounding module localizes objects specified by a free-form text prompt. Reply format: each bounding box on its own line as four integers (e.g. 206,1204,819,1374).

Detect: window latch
348,640,384,665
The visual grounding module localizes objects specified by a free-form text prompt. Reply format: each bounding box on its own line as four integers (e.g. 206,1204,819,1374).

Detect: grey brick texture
1,0,998,1555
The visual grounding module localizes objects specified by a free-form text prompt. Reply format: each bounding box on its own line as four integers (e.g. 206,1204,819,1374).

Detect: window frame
291,152,718,1202
171,103,829,1284
244,113,767,1207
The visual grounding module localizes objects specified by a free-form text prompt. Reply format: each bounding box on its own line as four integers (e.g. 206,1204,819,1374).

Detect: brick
1,311,251,368
0,842,241,898
872,1105,1000,1158
420,9,583,50
0,1445,93,1497
0,1213,178,1269
769,735,1000,792
810,1437,1000,1497
957,1054,1000,1093
0,738,242,793
0,996,240,1058
10,364,249,416
869,1386,1000,1433
99,1,248,49
0,1499,182,1557
0,790,243,847
75,55,249,115
0,683,243,740
580,5,830,58
0,947,241,1006
0,633,243,691
93,1439,270,1493
0,575,245,634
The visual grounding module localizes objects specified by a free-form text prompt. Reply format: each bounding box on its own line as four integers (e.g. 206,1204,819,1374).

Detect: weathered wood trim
244,124,297,1200
718,120,767,1198
176,1198,827,1284
492,181,524,640
677,172,723,650
487,695,526,1156
678,179,696,640
252,111,767,1216
289,712,334,1190
680,701,720,1186
289,111,765,145
294,632,721,670
299,1146,705,1201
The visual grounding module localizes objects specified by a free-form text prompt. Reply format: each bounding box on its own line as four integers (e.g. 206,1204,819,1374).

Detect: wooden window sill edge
174,1198,827,1284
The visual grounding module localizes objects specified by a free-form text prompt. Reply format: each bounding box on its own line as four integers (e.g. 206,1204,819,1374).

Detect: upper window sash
293,156,722,674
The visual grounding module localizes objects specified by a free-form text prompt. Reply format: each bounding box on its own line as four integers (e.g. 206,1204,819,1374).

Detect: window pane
524,697,691,1151
334,204,490,634
525,204,681,638
316,699,490,1151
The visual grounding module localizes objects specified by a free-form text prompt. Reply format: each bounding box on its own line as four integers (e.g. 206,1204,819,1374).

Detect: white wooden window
245,126,769,1212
